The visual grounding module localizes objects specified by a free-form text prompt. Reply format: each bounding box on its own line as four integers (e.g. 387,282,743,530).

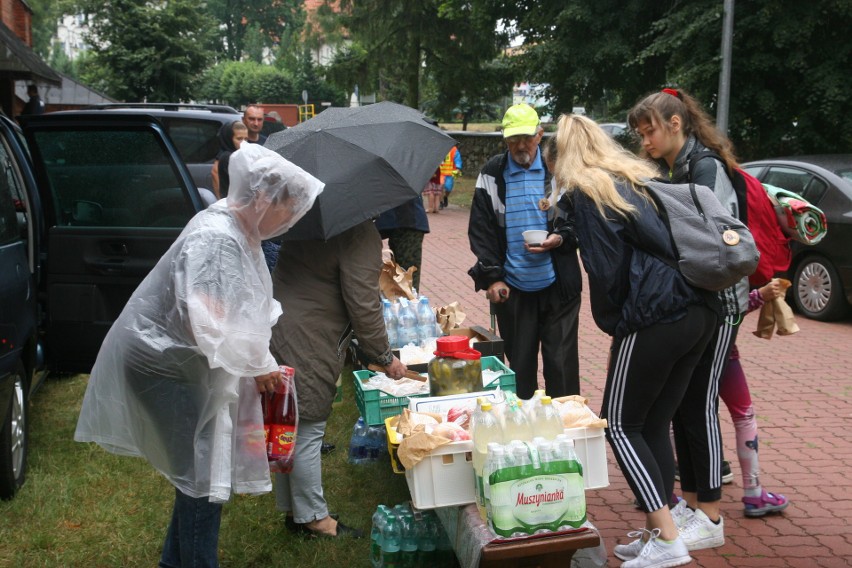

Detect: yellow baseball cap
502,104,540,138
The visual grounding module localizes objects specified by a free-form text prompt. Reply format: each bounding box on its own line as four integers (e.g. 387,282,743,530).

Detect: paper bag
436,301,466,333
753,279,799,339
379,249,416,301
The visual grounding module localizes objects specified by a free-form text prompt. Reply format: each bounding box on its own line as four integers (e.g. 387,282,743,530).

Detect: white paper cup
522,230,548,246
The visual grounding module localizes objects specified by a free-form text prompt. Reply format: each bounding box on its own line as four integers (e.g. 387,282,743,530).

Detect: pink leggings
718,344,760,490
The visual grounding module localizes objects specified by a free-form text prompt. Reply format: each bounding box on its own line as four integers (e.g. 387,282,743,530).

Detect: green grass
448,175,476,209
0,370,413,567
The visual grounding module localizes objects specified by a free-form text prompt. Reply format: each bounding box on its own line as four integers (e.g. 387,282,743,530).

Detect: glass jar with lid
427,335,482,396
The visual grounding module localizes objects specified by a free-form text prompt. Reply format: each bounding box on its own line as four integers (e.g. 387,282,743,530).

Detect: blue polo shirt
503,151,555,292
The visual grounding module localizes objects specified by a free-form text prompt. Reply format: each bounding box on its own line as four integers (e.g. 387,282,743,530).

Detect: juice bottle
502,399,533,443
264,365,297,473
530,396,564,441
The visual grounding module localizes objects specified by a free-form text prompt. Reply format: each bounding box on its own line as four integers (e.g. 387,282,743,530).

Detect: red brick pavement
411,203,852,567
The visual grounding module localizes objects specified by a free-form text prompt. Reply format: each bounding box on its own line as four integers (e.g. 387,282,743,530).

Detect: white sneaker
621,529,692,568
614,528,651,561
678,508,724,551
670,499,694,530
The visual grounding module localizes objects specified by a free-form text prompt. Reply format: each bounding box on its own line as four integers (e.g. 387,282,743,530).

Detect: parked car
82,103,242,191
742,155,852,321
599,122,627,137
0,110,209,498
0,116,44,499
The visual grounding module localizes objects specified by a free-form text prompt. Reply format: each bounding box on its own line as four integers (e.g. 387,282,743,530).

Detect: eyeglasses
505,134,540,147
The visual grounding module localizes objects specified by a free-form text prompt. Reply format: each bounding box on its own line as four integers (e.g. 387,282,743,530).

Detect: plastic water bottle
382,299,400,350
503,400,534,443
348,417,369,464
483,443,504,524
531,396,564,441
396,298,419,347
415,296,437,345
365,424,386,462
399,513,419,568
371,505,390,567
381,515,402,568
472,401,504,520
417,515,439,566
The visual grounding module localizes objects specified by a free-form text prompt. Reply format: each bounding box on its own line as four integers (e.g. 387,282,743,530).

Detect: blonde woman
553,114,719,567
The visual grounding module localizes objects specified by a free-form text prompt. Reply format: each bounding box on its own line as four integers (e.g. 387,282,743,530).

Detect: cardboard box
449,326,505,361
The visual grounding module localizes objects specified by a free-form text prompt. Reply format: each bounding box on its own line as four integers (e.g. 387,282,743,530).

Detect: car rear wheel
0,362,28,500
793,256,849,321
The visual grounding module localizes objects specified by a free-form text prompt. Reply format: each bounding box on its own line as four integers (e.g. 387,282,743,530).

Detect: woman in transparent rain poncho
74,144,323,568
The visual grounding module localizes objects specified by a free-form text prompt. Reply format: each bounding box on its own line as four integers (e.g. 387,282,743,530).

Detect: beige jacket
270,221,391,421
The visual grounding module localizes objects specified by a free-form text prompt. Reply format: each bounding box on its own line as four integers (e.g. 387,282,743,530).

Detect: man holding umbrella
467,104,583,399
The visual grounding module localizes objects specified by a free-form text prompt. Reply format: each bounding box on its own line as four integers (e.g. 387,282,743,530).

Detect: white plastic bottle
531,396,565,441
472,401,504,521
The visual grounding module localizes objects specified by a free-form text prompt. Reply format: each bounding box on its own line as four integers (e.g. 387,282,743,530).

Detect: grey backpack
643,180,760,292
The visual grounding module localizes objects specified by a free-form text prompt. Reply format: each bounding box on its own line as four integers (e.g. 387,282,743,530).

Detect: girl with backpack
627,88,789,552
554,114,719,568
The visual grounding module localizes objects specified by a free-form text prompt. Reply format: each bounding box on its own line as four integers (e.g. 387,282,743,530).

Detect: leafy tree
326,0,508,116
490,0,669,120
207,0,305,62
28,0,77,58
637,0,852,157
77,0,216,102
197,60,297,107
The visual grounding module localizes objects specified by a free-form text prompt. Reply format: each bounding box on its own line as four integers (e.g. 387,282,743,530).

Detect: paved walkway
413,203,852,567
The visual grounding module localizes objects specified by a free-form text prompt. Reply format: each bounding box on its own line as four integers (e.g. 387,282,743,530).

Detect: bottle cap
541,396,553,405
481,402,492,411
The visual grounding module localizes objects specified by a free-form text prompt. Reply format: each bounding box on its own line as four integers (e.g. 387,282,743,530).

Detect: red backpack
690,152,791,286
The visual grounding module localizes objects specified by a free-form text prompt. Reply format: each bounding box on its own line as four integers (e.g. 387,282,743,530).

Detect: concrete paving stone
412,201,852,566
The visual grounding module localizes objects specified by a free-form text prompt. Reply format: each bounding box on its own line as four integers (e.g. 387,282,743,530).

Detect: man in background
243,104,268,145
22,85,44,116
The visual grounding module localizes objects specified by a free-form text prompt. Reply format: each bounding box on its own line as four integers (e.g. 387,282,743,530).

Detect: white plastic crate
404,439,475,509
564,426,609,489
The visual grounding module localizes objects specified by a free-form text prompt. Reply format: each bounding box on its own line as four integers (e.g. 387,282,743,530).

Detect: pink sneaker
743,490,789,518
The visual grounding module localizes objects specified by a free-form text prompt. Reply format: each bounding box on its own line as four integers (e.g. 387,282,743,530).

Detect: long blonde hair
554,114,658,219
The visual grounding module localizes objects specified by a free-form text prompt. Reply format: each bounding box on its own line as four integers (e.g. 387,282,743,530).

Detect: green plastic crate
354,356,516,426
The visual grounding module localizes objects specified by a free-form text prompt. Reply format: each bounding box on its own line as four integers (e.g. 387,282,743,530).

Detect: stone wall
444,131,504,177
444,131,555,176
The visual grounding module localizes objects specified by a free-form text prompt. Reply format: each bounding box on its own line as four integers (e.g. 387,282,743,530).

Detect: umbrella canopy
265,101,456,240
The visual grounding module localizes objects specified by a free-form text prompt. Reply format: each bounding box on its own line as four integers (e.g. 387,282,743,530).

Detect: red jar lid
434,335,481,360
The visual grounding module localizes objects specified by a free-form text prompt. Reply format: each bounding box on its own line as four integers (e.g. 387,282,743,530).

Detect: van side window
32,128,196,228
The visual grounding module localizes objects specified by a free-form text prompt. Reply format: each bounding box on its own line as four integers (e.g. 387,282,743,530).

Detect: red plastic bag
262,365,299,473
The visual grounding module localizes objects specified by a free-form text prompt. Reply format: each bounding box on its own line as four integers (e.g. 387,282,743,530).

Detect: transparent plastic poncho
74,144,323,502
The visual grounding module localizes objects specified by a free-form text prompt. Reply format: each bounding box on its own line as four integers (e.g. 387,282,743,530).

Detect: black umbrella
265,101,456,241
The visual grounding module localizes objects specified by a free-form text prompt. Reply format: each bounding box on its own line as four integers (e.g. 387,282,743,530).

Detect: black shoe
285,513,339,535
320,441,336,455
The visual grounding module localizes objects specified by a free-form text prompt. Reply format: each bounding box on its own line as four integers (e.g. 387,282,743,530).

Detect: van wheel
793,256,849,321
0,362,28,500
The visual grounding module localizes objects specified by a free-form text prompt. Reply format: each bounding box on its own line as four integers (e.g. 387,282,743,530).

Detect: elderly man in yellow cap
467,104,583,399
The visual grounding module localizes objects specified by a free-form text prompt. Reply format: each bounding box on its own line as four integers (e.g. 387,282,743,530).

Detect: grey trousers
274,418,328,524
